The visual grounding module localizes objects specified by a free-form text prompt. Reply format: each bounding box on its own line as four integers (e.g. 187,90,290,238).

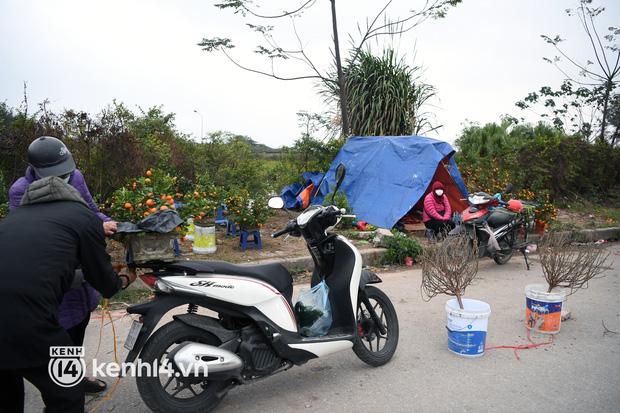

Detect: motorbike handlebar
271,228,289,238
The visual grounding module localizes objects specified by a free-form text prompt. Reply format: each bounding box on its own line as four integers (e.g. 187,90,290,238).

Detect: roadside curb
246,226,620,273
243,248,388,272
528,226,620,244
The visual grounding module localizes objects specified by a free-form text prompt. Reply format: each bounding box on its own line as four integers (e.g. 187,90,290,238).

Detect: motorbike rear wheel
136,320,230,413
352,286,399,366
493,238,514,265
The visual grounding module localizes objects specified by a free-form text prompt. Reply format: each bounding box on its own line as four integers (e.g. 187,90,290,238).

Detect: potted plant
232,195,271,232
533,192,557,233
526,232,610,333
107,170,185,262
178,186,219,254
420,234,490,357
107,169,179,224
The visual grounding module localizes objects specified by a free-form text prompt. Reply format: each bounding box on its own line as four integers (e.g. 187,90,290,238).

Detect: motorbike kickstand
521,248,531,270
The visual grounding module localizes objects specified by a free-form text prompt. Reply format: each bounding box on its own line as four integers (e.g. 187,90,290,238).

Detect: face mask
63,176,70,184
435,189,444,197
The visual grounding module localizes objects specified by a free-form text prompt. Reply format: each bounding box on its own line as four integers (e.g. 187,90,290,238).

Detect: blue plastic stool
239,230,261,251
228,222,240,236
215,206,229,230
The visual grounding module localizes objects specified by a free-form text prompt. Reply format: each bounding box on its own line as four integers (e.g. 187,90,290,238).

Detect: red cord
487,327,555,360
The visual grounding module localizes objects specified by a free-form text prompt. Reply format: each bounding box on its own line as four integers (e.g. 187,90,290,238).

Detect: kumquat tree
106,169,180,223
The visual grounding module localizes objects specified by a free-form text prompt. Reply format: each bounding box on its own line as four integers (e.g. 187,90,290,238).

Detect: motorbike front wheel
136,320,231,413
352,286,399,366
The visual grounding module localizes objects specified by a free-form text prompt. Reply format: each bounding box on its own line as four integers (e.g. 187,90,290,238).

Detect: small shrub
380,232,423,265
0,201,8,221
323,186,355,228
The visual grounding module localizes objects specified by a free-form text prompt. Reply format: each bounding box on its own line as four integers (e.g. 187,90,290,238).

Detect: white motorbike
123,163,399,413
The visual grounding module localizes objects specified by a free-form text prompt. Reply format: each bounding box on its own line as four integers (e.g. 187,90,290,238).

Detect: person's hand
113,264,138,288
125,266,138,285
103,221,117,236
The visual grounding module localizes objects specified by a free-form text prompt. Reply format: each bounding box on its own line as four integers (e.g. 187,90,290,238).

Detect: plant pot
186,218,195,241
126,232,176,264
525,284,566,334
535,220,546,234
195,217,216,227
445,298,491,358
193,224,217,254
239,226,260,233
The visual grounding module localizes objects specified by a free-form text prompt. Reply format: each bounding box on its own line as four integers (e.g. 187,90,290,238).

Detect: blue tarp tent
316,136,469,229
280,171,329,210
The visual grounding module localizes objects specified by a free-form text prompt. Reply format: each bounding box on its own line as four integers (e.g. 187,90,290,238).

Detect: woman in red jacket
423,181,455,237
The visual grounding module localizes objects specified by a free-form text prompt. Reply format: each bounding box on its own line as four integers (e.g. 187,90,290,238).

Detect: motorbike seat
487,209,515,227
164,260,293,301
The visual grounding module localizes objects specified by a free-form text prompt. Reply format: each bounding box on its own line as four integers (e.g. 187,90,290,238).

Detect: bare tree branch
215,0,316,19
421,234,480,309
538,232,611,295
202,0,462,138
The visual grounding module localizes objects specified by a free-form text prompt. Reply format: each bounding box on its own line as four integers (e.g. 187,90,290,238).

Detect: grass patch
99,289,152,308
557,199,620,225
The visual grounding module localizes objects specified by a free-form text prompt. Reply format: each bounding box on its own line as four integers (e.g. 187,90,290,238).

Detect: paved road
26,243,620,413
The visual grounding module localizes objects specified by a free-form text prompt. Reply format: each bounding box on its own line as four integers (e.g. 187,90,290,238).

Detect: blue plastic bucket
445,299,491,358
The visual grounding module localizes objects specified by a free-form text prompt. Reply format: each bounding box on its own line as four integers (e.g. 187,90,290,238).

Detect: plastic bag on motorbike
294,280,332,337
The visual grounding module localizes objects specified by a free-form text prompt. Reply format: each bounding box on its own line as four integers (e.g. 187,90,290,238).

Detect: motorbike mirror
335,163,346,187
505,183,513,194
267,197,285,210
330,163,346,205
268,196,294,218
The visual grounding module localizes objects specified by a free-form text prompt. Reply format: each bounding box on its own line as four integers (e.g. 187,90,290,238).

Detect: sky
1,0,618,149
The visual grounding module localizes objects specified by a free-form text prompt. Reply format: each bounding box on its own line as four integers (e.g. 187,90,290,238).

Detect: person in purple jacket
9,136,116,393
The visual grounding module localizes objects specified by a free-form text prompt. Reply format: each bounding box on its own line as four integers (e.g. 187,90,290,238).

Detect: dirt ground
107,207,614,277
107,209,381,275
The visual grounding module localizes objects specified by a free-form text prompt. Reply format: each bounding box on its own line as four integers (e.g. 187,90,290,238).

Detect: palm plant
322,49,438,137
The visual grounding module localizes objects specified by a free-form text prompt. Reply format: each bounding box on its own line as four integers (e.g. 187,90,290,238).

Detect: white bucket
445,298,491,358
525,284,566,334
193,225,216,254
186,218,195,241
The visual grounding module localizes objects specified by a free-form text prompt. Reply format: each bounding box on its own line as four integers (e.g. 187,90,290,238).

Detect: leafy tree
516,0,619,146
0,103,18,132
272,134,343,191
194,131,266,194
0,106,47,189
84,102,144,202
198,0,462,137
455,118,517,162
454,119,620,203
